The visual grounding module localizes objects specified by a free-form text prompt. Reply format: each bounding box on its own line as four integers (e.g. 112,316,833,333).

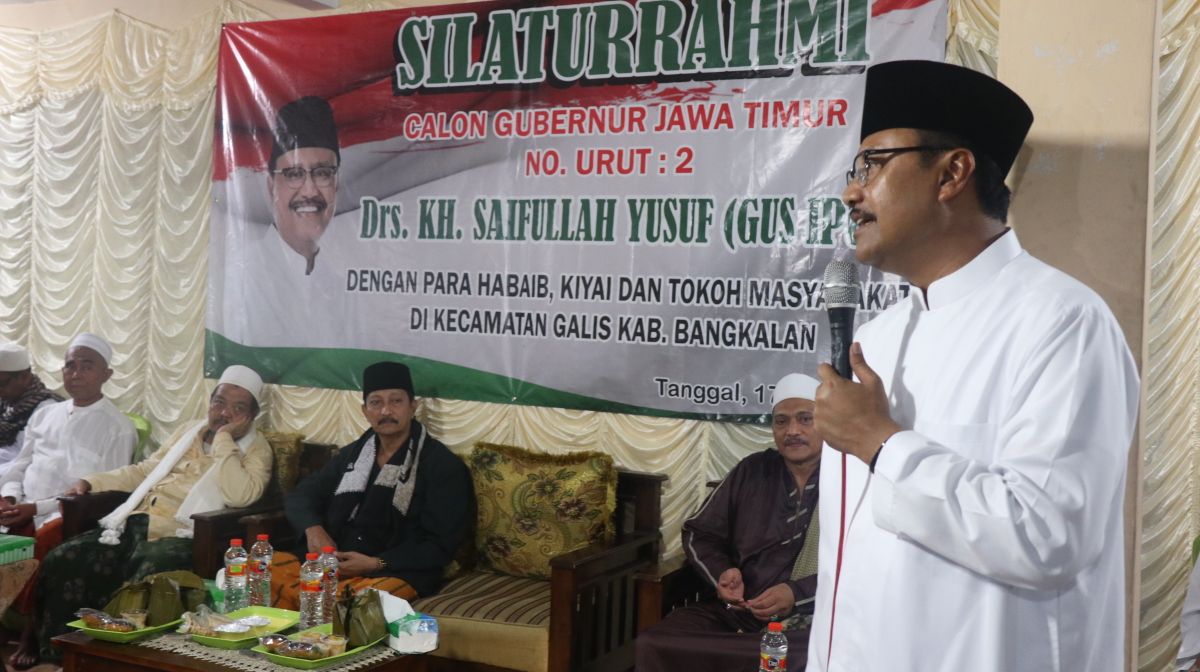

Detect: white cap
68,332,113,366
217,365,264,403
0,343,30,372
771,373,819,407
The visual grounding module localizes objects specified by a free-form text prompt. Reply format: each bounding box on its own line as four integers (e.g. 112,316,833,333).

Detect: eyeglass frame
271,164,339,188
845,145,955,187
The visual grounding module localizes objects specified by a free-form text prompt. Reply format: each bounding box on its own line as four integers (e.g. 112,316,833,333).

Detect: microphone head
822,260,860,309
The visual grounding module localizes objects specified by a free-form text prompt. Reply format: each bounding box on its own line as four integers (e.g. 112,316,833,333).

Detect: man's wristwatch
376,557,388,572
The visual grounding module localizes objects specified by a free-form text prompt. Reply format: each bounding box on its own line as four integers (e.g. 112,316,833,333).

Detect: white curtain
1142,1,1200,670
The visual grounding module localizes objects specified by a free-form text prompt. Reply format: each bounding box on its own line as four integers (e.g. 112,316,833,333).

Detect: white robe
0,397,58,478
0,397,137,528
1177,559,1200,671
806,231,1139,672
215,217,352,349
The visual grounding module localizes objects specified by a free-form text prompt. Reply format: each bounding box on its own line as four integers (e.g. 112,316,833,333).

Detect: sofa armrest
635,555,713,631
547,530,659,672
57,491,130,540
549,530,659,576
190,500,283,578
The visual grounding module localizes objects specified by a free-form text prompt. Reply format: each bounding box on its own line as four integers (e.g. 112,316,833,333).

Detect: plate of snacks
67,608,182,643
180,605,301,649
252,624,385,669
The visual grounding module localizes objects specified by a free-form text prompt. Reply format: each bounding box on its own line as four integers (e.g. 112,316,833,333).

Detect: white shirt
0,397,57,477
1177,560,1200,670
218,220,351,348
806,231,1139,672
0,397,137,528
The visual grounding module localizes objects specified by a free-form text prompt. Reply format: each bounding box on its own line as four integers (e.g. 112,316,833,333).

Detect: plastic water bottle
248,534,273,607
299,552,324,629
760,621,787,671
223,538,249,613
319,545,339,624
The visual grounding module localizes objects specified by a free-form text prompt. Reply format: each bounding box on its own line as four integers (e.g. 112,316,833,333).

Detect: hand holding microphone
816,261,900,465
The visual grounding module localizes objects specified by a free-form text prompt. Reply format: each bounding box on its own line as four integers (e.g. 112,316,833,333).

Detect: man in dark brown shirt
636,373,822,671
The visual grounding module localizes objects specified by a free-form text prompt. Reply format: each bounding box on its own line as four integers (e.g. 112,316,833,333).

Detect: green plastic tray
67,617,182,643
250,623,387,669
189,606,300,649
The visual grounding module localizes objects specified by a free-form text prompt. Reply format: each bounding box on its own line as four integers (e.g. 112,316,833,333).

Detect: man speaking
807,60,1139,672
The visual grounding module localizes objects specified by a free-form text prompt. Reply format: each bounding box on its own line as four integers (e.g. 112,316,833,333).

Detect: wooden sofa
57,436,335,578
634,479,722,630
242,468,666,672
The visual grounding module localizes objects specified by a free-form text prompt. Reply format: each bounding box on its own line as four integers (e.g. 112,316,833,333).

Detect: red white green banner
206,0,945,419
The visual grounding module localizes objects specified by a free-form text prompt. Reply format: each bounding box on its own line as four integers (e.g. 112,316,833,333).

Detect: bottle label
249,560,270,575
325,568,338,582
228,562,246,576
760,654,786,671
300,578,322,593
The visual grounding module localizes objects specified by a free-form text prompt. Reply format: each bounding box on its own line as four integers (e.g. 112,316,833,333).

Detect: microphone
822,260,860,379
821,259,861,664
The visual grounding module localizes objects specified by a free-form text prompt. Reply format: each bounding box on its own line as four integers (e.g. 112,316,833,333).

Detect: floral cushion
261,431,305,494
468,443,616,580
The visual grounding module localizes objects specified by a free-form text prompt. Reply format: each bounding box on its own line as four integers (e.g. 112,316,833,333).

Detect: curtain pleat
1142,1,1200,670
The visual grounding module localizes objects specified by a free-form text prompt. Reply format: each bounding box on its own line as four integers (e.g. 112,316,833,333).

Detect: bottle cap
306,552,319,561
231,538,243,546
257,534,269,541
767,621,783,632
322,545,334,553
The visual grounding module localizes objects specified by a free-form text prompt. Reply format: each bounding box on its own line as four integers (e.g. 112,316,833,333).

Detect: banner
206,0,946,419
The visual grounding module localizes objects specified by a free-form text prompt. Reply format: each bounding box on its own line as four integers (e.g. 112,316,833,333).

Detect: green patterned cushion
469,443,616,579
261,431,305,494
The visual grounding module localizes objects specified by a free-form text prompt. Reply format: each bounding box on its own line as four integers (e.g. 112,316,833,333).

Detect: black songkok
363,362,414,400
861,60,1034,175
270,96,340,170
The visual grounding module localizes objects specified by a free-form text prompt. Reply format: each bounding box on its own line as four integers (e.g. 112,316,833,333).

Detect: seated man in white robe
31,365,274,665
0,333,136,669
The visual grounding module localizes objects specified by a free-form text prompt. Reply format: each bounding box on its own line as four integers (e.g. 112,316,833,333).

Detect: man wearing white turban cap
216,365,264,403
0,333,136,668
36,366,274,663
771,373,820,407
66,332,113,366
637,372,823,671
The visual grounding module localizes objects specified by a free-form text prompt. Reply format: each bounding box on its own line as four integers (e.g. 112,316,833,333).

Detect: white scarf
333,426,425,517
97,419,257,545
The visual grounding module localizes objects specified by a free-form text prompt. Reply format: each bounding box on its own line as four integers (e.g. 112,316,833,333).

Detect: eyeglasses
845,145,953,186
273,165,338,188
210,396,252,415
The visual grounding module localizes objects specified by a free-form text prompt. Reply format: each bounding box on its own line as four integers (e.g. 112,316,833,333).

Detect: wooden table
53,631,425,672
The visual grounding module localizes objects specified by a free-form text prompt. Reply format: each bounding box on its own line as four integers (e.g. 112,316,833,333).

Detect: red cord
826,452,848,666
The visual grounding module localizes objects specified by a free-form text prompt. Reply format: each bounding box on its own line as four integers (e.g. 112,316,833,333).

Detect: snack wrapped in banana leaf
147,575,184,625
103,570,208,626
331,587,388,647
102,583,148,619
